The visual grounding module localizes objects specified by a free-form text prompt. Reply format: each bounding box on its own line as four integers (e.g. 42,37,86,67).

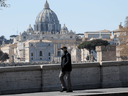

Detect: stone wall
42,62,100,91
101,61,128,88
96,46,116,62
1,61,128,94
0,65,42,94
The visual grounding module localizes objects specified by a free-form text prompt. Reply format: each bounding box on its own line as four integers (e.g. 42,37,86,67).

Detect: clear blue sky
0,0,128,39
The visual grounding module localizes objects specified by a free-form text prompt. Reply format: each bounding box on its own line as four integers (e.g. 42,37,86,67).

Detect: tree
0,50,9,62
86,55,89,60
118,16,128,60
124,16,128,29
0,0,10,9
0,50,3,57
78,39,110,53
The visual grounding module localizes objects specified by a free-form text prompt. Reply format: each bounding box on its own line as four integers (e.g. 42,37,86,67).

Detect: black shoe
60,88,67,92
66,90,73,92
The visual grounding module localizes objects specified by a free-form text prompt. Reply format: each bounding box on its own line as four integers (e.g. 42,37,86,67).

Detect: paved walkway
2,87,128,96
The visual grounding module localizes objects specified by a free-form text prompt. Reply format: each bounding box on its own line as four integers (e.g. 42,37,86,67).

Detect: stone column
56,43,59,56
83,49,84,61
43,50,44,61
54,43,56,57
11,56,14,63
55,44,58,56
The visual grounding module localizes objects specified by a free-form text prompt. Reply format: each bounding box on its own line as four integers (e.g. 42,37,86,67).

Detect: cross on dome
44,0,50,9
29,24,31,27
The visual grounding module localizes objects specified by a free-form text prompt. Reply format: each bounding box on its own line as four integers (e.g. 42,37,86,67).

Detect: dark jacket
61,51,72,72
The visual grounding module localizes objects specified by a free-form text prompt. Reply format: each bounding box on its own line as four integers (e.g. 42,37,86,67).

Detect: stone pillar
55,44,58,56
57,43,59,56
83,49,84,61
54,44,56,57
11,55,14,63
89,53,94,62
51,54,55,63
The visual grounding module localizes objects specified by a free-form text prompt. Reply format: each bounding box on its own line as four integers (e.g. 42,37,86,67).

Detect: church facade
12,0,82,62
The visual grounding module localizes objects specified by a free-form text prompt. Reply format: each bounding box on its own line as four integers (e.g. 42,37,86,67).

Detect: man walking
59,46,73,92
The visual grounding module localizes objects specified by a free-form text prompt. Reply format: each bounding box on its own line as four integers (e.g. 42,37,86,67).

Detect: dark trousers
59,71,72,90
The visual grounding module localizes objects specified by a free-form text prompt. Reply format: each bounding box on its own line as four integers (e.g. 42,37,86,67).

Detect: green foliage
0,50,3,56
0,50,9,62
78,39,110,52
86,55,89,60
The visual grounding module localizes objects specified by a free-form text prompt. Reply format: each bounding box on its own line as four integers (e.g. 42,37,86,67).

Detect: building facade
82,29,111,41
81,24,124,62
10,0,82,63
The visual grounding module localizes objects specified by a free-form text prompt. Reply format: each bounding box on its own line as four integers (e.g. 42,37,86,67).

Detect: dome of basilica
35,1,59,24
61,24,68,31
27,24,33,32
34,0,61,32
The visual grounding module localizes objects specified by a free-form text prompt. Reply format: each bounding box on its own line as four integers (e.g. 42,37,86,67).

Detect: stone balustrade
0,61,128,94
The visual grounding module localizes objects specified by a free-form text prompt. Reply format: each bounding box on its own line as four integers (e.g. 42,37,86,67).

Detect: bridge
1,61,128,95
3,88,128,96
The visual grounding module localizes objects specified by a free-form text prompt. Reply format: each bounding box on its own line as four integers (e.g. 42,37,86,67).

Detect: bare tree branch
118,16,128,60
0,0,10,10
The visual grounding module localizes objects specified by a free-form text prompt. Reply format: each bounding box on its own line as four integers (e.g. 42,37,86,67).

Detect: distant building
81,24,123,62
0,44,17,62
82,29,111,41
110,23,125,46
14,40,53,62
1,1,82,63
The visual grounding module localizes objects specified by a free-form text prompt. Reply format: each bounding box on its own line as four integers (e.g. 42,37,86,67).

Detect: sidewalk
2,87,128,96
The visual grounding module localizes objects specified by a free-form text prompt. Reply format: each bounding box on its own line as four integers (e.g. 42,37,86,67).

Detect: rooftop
24,39,52,43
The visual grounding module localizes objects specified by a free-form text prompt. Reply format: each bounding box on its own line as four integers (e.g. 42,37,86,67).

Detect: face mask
61,50,64,54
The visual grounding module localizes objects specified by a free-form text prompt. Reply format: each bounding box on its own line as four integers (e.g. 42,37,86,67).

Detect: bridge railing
1,61,128,94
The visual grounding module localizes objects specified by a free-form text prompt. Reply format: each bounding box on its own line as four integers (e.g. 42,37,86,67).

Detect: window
49,57,50,60
49,44,50,46
31,44,33,46
58,44,61,48
31,58,33,60
70,36,72,38
24,36,26,39
31,53,33,56
40,58,42,60
57,51,61,56
40,51,42,56
49,52,50,56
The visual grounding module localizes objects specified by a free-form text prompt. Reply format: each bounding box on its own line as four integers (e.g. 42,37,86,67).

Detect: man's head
60,46,67,52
